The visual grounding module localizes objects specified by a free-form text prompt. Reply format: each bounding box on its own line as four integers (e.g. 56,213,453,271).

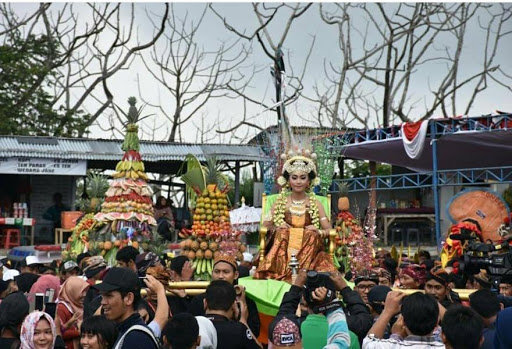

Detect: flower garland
308,191,320,228
273,188,320,229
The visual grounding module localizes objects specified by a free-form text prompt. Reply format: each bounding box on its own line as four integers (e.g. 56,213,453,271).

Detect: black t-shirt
189,292,260,337
205,314,260,349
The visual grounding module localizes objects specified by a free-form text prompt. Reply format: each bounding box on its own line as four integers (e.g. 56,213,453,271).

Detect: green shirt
301,313,360,349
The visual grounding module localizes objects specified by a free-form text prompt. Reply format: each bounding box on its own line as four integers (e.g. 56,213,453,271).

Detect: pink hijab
20,311,56,349
29,275,61,296
58,276,89,314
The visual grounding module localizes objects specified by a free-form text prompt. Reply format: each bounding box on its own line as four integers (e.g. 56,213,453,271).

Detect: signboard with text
0,157,86,176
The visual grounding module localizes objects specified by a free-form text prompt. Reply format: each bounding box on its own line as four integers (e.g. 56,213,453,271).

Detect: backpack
113,324,159,349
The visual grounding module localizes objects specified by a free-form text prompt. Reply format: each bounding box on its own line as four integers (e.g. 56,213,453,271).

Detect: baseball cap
61,260,80,273
82,256,107,279
93,267,140,293
268,314,301,348
26,255,53,266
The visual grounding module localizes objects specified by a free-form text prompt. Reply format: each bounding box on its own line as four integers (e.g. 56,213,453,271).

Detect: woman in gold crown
254,150,336,280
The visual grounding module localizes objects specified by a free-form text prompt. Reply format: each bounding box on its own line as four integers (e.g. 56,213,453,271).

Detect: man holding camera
189,254,260,337
204,280,262,349
274,269,371,347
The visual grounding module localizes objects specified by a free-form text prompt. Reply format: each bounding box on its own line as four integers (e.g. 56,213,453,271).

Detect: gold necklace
289,199,307,216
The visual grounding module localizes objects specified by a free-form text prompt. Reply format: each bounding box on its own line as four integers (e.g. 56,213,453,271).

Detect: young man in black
95,267,159,349
162,313,200,349
441,305,484,349
189,254,260,337
116,246,140,273
204,280,262,349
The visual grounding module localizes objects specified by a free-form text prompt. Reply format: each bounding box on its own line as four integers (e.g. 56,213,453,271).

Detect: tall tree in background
0,3,168,136
137,4,249,143
313,3,512,128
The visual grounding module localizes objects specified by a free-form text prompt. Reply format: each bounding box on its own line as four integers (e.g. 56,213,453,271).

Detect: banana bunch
193,258,213,280
115,160,145,172
112,171,126,179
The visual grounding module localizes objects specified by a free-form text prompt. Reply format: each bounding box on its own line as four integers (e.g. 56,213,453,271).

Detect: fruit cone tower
91,97,157,264
180,157,247,280
64,173,109,261
334,190,374,275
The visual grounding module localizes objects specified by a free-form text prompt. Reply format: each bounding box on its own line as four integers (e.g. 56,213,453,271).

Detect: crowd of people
1,244,512,348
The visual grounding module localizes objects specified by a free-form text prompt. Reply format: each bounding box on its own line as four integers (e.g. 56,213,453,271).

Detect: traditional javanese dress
254,207,336,281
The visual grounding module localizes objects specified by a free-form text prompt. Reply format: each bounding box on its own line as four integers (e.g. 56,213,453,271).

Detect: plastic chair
2,228,21,249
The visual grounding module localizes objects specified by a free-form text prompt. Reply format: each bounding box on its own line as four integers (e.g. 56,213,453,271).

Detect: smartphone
45,302,57,319
45,288,55,303
35,293,44,311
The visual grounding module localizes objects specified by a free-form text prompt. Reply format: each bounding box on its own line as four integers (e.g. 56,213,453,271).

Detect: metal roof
0,136,268,162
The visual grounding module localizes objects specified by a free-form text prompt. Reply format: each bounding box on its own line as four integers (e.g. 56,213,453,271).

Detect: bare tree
313,3,512,128
0,3,169,136
136,4,249,143
210,2,315,136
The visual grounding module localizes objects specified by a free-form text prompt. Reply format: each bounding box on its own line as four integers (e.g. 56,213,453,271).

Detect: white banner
0,157,86,176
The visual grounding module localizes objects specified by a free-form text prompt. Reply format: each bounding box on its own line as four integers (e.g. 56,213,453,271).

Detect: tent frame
328,113,512,249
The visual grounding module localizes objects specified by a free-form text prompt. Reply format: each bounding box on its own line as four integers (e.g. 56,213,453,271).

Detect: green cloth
238,277,291,316
239,277,355,317
301,314,360,349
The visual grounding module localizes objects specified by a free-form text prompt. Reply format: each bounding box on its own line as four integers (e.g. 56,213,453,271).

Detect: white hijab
195,316,218,349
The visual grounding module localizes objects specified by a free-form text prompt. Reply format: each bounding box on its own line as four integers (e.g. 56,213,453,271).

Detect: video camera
451,233,512,289
303,270,341,314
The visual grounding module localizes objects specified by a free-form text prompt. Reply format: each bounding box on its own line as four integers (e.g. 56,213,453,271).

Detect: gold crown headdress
277,149,320,187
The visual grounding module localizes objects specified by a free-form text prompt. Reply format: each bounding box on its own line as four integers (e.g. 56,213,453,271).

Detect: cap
82,256,107,279
2,268,20,281
368,285,392,304
354,269,379,285
61,260,79,272
474,270,491,288
93,267,140,292
213,254,237,271
135,252,160,275
268,315,301,347
26,255,53,266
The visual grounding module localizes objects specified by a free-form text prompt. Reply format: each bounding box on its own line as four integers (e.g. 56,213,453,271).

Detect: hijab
20,311,56,349
196,316,217,349
29,275,60,296
58,276,89,314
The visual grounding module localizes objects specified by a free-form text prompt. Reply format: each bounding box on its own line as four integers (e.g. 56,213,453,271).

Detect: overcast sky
8,2,512,143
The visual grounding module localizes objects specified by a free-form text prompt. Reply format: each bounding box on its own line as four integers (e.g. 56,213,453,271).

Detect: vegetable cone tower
93,97,156,259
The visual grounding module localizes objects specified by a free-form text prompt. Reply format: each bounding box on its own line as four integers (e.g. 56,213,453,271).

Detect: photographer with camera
189,254,260,337
363,291,445,348
204,280,262,349
272,269,369,347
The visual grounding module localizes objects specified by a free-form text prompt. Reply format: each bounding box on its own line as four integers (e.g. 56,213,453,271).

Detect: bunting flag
401,120,429,159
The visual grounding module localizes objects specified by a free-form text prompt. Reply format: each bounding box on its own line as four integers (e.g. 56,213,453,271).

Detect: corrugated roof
0,136,268,162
